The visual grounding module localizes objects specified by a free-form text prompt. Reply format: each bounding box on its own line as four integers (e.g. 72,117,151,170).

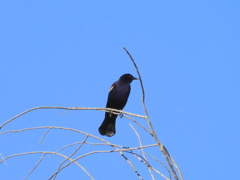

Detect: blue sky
1,1,240,180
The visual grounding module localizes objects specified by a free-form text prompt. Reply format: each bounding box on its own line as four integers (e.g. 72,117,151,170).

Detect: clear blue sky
1,1,240,180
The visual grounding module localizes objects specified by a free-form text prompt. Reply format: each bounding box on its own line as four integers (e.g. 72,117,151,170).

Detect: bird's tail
98,113,117,137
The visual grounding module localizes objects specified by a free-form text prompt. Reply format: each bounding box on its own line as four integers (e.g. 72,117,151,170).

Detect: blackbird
98,74,138,137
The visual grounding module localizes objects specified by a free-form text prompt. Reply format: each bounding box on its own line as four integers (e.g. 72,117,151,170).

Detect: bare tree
0,47,183,180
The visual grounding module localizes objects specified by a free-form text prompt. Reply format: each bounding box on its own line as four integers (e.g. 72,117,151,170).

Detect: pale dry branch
38,128,52,145
165,150,183,180
129,123,155,180
50,142,84,157
24,154,46,180
52,135,89,180
123,47,183,180
0,154,7,165
1,126,157,179
0,151,94,179
123,114,152,135
0,107,146,129
115,151,143,180
125,150,170,180
49,144,157,180
150,167,170,180
146,153,172,180
0,126,159,151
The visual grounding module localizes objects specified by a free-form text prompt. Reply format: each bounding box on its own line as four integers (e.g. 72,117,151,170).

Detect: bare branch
123,114,152,135
164,149,183,180
123,47,182,180
38,128,52,145
24,154,46,180
126,150,170,180
118,151,144,180
130,123,155,180
0,151,94,180
146,153,172,180
0,154,7,165
0,107,146,129
52,135,89,180
49,144,157,180
1,126,158,179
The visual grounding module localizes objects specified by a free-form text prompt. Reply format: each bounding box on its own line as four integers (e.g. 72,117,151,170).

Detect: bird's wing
106,81,118,108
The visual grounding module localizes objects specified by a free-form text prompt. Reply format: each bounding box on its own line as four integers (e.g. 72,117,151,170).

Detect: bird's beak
133,76,138,80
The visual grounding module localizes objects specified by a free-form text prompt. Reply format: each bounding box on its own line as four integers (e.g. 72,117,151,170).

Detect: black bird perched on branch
98,74,138,137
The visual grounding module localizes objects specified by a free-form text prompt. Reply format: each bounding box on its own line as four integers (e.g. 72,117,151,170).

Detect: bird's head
119,74,138,83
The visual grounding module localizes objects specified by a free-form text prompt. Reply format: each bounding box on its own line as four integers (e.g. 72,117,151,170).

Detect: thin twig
146,153,172,180
0,154,7,165
0,126,157,150
49,146,156,180
24,154,46,180
126,151,170,180
38,128,51,145
52,136,89,180
129,124,155,180
49,145,158,180
118,151,144,180
123,114,152,135
0,151,94,180
61,110,70,114
0,151,80,166
164,149,183,180
0,127,158,153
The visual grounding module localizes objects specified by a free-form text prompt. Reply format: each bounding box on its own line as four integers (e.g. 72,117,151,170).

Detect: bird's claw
119,112,123,118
